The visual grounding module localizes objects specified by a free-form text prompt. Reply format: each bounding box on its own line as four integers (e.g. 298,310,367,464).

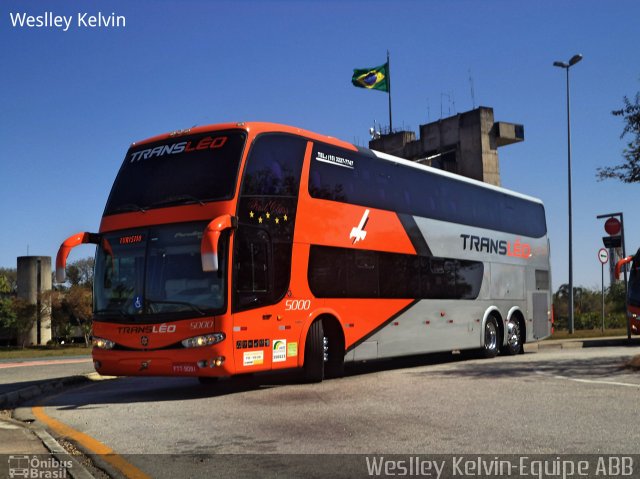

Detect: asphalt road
0,356,94,396
24,346,640,478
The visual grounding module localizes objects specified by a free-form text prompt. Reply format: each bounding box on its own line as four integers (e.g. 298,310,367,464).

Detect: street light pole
554,53,582,334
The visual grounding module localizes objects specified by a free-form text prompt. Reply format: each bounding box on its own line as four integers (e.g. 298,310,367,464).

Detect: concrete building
17,256,52,345
368,106,524,186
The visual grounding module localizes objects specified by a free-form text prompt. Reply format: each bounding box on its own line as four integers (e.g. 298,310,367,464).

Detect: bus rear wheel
303,320,325,383
503,317,523,355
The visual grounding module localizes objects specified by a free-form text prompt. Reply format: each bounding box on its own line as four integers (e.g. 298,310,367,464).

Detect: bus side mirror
201,215,238,272
615,256,634,280
55,232,100,283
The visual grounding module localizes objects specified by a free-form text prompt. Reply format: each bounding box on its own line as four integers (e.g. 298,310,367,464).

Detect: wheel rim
485,321,497,351
323,336,329,362
507,321,520,348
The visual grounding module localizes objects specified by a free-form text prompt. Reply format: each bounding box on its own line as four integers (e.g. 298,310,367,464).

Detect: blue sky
1,0,639,291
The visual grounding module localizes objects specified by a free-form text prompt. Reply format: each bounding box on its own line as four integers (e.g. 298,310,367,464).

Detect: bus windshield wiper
145,299,207,316
112,203,147,213
149,195,206,208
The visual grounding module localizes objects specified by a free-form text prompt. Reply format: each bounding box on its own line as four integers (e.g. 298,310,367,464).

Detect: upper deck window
309,143,547,238
104,131,246,216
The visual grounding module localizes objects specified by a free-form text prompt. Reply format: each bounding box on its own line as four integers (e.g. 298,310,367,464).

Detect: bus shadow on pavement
408,354,638,381
32,351,472,409
30,348,639,410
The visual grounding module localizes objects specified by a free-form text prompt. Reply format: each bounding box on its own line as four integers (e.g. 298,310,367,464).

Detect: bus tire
503,317,523,355
482,316,499,358
303,320,325,383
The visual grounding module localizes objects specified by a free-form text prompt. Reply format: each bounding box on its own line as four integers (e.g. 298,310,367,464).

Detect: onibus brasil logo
8,455,72,478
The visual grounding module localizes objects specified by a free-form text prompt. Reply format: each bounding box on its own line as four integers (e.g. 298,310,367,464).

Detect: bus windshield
104,131,246,215
94,222,227,322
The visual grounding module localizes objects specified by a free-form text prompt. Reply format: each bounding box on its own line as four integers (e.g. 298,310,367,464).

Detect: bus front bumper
92,348,232,377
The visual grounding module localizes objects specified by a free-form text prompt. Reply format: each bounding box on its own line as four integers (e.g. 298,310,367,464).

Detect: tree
597,91,640,182
0,276,10,294
10,298,38,348
0,297,17,330
0,268,17,293
62,286,93,346
66,258,94,289
606,281,626,314
553,283,627,330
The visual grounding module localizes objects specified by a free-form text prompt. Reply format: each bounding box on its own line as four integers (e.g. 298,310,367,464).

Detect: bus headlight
181,333,225,349
93,337,115,350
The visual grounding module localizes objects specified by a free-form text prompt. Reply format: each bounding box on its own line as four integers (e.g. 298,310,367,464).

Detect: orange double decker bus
57,122,552,382
615,250,640,335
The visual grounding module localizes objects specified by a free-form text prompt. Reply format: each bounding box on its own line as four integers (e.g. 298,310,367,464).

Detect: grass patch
549,328,628,340
0,345,91,360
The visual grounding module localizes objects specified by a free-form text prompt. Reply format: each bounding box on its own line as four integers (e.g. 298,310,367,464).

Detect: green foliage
0,258,95,346
0,268,17,293
553,282,628,331
11,297,38,348
0,276,11,294
65,257,94,288
597,91,640,182
0,297,17,328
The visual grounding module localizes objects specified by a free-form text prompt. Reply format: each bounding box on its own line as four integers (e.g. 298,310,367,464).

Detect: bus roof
130,121,543,206
369,149,544,206
129,121,357,151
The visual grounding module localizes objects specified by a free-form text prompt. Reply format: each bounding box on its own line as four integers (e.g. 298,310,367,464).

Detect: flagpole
387,50,393,132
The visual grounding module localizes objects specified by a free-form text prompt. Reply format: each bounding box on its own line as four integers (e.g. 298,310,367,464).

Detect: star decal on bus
248,209,289,225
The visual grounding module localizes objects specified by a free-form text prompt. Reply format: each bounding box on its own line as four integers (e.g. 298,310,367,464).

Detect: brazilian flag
352,63,389,92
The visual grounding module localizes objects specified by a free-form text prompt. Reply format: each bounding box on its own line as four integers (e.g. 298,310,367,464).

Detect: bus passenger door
232,226,276,373
232,132,308,373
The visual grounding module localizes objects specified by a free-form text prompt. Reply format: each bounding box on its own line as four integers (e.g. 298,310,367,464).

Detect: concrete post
17,256,52,345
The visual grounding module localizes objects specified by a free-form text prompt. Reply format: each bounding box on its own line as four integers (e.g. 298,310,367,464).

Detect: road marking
32,406,151,479
0,358,92,369
536,371,640,388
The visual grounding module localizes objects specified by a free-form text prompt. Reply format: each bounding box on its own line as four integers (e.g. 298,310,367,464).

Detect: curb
0,375,91,409
525,336,640,353
33,428,97,479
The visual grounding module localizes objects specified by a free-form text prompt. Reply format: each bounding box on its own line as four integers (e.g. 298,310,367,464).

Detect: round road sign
604,217,621,236
598,248,609,264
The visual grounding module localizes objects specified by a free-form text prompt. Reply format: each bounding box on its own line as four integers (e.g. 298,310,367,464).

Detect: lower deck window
308,245,483,300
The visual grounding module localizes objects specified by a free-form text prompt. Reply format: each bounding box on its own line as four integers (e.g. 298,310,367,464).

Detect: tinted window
94,222,228,321
309,245,483,300
104,131,246,215
629,253,640,307
234,134,307,312
235,227,271,309
309,143,547,238
241,134,306,197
